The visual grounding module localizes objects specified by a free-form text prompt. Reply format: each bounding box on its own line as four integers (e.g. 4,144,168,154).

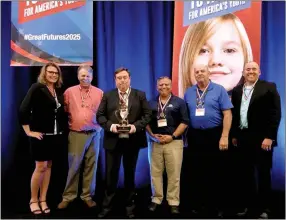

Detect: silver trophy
115,100,130,138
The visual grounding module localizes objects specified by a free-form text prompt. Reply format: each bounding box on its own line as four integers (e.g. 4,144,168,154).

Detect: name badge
157,119,167,127
195,108,205,116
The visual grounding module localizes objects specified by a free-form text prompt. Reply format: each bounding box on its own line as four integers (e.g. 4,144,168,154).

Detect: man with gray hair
58,65,103,209
184,64,233,217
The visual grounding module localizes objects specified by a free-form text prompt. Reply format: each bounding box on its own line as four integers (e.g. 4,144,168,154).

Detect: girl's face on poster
191,20,244,91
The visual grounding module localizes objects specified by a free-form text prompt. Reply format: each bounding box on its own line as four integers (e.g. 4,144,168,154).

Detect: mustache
209,66,231,75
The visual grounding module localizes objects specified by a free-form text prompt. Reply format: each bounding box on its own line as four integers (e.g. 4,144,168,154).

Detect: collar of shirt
156,93,173,101
243,79,259,90
118,87,130,95
79,84,92,93
193,80,214,92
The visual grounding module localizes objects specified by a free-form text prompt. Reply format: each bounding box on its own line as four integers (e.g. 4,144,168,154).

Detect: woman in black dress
19,62,66,215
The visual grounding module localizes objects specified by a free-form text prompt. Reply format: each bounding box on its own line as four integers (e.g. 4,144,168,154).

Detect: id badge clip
195,108,205,116
157,119,167,127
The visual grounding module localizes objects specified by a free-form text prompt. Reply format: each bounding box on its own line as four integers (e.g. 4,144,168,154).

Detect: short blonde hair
37,62,63,88
179,13,253,97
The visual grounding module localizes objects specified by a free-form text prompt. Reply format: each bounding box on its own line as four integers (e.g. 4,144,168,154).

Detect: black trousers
187,126,231,211
233,129,273,211
102,139,140,209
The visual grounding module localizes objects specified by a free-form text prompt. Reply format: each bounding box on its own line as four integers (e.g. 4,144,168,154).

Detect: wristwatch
172,134,176,140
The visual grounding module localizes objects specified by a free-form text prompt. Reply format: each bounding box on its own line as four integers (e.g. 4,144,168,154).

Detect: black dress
19,83,67,161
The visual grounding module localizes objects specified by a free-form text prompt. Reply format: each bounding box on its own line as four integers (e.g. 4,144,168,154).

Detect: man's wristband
172,134,176,140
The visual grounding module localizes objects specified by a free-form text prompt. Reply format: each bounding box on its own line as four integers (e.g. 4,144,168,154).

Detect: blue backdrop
1,1,285,191
260,1,285,190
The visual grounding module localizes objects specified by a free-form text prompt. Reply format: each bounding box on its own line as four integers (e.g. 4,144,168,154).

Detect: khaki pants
149,140,183,206
62,130,100,202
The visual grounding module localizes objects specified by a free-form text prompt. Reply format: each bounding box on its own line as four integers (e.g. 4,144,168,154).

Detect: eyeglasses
46,70,59,75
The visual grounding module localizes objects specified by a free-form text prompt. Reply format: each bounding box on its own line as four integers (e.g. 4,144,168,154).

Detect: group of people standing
19,61,281,219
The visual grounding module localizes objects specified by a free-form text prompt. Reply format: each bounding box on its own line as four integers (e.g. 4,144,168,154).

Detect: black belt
44,132,63,135
70,130,96,134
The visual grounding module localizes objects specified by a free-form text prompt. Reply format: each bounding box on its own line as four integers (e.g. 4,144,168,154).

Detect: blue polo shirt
184,81,233,129
148,95,189,138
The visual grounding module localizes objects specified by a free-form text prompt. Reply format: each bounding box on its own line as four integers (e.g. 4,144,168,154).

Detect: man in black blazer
231,61,281,219
96,67,152,218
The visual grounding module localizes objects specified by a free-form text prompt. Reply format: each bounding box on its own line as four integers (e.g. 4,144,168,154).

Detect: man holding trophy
96,67,152,218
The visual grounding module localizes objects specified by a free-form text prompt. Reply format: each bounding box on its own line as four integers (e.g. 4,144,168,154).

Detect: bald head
243,61,260,85
244,61,260,71
194,64,210,84
194,64,209,74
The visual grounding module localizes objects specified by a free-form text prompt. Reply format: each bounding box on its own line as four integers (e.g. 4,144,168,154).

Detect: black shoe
191,209,199,215
126,212,135,219
217,210,224,218
148,202,159,212
126,204,135,218
236,207,248,217
170,206,180,214
190,206,204,216
258,209,270,219
98,208,111,219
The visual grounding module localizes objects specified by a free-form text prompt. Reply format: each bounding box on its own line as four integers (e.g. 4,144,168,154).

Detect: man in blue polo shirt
184,64,233,217
146,76,189,215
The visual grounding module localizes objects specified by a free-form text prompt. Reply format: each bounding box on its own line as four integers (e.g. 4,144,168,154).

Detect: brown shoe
84,199,96,208
57,201,70,209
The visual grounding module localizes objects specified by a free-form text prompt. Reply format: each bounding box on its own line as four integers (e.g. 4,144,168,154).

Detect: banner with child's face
172,1,262,97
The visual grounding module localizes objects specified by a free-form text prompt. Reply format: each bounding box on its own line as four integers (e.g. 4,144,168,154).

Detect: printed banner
172,1,262,97
11,1,93,66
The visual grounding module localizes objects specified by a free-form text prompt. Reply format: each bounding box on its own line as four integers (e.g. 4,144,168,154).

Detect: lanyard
243,80,257,100
47,86,61,109
243,86,254,100
157,95,172,118
196,82,210,108
54,90,61,109
80,86,91,103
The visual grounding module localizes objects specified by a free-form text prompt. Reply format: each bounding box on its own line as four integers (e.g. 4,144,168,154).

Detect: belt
239,127,249,131
44,132,63,136
70,130,96,134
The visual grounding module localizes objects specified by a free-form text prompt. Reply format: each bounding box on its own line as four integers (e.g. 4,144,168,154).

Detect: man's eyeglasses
47,70,59,75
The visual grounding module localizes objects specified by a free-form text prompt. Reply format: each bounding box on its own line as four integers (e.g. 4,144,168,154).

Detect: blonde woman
19,62,66,215
179,13,253,97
